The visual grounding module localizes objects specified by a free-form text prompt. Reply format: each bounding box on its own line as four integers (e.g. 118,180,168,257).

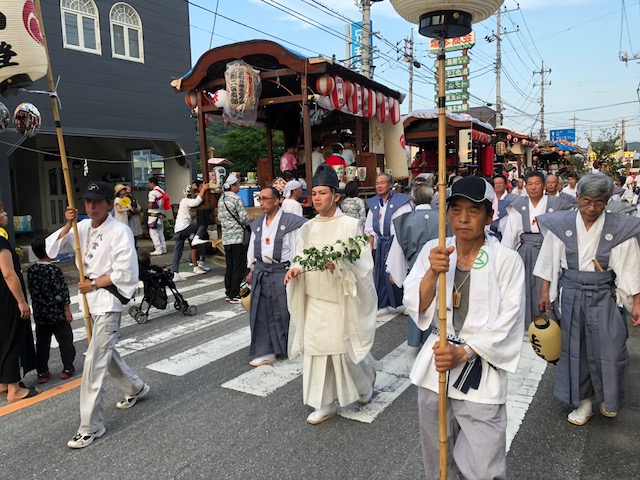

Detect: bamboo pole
35,0,92,341
436,37,448,480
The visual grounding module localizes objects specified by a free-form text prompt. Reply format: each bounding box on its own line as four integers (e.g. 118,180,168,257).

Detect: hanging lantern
376,95,389,123
389,97,401,124
316,74,335,96
344,81,354,99
513,137,519,143
347,83,363,115
185,90,211,109
389,1,503,38
330,76,346,109
212,89,229,109
14,102,40,138
533,155,539,162
506,134,512,141
495,141,506,156
0,102,9,133
375,90,385,106
0,0,48,95
363,88,376,118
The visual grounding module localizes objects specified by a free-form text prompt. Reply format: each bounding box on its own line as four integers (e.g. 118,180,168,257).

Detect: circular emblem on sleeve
548,208,554,212
389,205,394,209
280,225,285,230
521,206,526,211
256,227,261,232
605,233,613,241
565,230,573,237
473,249,489,270
424,214,430,219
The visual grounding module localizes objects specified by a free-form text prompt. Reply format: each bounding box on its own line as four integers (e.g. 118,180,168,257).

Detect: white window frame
60,0,101,55
109,3,144,63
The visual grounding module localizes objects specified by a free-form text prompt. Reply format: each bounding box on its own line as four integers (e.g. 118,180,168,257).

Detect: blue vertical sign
350,21,372,73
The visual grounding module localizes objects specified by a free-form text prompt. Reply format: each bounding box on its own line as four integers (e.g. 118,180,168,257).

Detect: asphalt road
1,252,639,480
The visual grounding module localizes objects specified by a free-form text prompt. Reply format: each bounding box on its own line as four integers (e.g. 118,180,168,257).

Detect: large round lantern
389,97,401,124
14,102,41,138
495,141,506,156
376,95,389,123
363,88,376,119
330,76,346,109
316,74,335,96
375,91,385,106
343,81,354,99
389,1,504,38
0,0,48,95
185,90,211,109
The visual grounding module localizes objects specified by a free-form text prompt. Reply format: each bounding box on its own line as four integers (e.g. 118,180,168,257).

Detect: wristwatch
91,280,98,291
463,344,477,363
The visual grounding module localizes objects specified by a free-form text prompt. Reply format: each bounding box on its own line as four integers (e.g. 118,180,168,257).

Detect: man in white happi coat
535,172,640,426
404,176,525,479
501,171,574,328
47,182,149,449
285,165,377,425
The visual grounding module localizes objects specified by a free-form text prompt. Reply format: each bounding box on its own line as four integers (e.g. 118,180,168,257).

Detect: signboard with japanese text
435,92,470,102
448,104,469,113
438,56,470,67
549,128,576,143
435,80,470,90
429,32,476,52
445,67,470,79
349,21,372,73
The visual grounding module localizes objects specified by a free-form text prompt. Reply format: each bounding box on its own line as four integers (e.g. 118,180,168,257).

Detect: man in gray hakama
501,171,575,328
246,187,306,367
535,172,640,425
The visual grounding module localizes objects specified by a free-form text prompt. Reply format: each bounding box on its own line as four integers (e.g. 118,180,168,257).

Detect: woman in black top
0,200,39,402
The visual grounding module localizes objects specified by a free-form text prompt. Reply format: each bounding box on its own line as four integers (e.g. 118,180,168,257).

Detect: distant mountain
627,142,640,151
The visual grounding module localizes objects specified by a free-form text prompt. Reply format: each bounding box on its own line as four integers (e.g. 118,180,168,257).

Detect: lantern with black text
0,0,48,95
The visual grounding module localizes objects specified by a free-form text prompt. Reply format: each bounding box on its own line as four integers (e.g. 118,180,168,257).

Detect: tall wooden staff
435,36,448,479
35,0,93,341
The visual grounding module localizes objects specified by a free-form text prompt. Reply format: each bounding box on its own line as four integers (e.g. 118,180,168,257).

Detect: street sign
435,92,470,102
435,80,470,90
429,32,476,52
448,103,469,113
549,128,576,143
443,56,469,67
445,67,469,79
349,21,372,73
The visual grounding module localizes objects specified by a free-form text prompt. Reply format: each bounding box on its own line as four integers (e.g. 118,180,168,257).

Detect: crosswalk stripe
339,342,416,423
220,313,398,396
145,326,252,376
50,278,228,349
116,308,245,357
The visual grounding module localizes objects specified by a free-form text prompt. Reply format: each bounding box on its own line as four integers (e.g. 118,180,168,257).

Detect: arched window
60,0,101,54
110,3,144,63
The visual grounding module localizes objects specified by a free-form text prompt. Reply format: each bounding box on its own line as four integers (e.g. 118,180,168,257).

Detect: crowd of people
1,160,639,480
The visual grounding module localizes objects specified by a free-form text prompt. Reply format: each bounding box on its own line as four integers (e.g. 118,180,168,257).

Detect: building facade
0,0,195,236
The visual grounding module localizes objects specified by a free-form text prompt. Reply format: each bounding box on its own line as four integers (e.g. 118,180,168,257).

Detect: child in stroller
129,252,197,323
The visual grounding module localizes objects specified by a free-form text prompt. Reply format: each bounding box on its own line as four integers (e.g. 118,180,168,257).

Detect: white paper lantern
330,76,346,109
375,91,385,106
0,0,48,95
377,95,389,123
389,98,401,124
344,81,354,99
212,89,229,108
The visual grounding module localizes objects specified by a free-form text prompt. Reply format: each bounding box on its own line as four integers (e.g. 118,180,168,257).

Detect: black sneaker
60,368,75,380
37,372,50,384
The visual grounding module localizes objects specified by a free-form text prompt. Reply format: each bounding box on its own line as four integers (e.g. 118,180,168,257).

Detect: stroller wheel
134,312,148,324
129,306,141,318
181,303,190,315
187,305,197,316
174,300,182,310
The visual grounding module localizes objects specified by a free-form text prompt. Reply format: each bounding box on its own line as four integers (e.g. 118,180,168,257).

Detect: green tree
217,126,284,175
591,128,624,175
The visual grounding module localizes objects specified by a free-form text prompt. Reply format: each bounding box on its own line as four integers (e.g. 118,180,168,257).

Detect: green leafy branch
294,234,369,272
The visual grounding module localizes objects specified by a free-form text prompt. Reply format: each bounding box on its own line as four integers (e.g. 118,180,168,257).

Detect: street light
388,2,505,479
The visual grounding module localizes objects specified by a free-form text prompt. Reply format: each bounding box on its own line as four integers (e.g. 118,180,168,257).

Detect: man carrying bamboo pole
403,176,525,479
46,182,149,449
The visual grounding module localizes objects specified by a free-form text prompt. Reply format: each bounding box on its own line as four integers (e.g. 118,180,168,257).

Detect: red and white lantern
389,97,401,124
363,88,376,118
185,90,210,109
343,81,354,99
212,89,229,109
347,83,363,115
316,74,335,96
375,91,385,106
377,95,389,123
330,76,346,109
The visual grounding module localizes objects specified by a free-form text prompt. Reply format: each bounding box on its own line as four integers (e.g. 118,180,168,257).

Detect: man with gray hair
386,184,439,347
534,172,640,426
365,172,412,315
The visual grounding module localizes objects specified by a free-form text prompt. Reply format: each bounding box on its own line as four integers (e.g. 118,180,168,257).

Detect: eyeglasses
258,197,277,202
578,197,606,208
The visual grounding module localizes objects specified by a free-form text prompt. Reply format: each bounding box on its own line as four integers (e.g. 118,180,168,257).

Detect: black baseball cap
447,176,495,204
80,181,113,201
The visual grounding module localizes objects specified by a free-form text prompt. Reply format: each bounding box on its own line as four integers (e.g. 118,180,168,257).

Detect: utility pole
361,0,371,78
486,5,519,127
403,30,415,112
534,61,551,140
621,118,626,158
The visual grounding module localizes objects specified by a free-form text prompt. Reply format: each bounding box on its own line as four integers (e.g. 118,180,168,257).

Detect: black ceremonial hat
313,163,340,190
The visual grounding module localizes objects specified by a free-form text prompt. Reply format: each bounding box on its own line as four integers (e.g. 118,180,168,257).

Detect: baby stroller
129,264,197,324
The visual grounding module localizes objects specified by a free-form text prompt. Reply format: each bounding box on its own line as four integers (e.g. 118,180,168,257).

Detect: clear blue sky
187,0,640,145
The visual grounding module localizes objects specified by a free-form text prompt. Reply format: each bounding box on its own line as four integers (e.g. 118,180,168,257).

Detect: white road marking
221,314,398,397
146,327,252,376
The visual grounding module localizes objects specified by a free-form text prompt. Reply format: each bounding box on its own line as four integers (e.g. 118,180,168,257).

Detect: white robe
364,201,412,249
500,196,548,250
386,204,431,287
403,235,525,404
533,212,640,309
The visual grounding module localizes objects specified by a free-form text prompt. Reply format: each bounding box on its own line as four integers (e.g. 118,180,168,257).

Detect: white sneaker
193,266,207,275
150,250,163,256
116,384,150,410
197,261,210,272
191,236,209,246
173,273,186,282
249,353,276,367
567,398,593,426
306,404,337,425
393,305,406,314
67,427,106,449
377,307,390,316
